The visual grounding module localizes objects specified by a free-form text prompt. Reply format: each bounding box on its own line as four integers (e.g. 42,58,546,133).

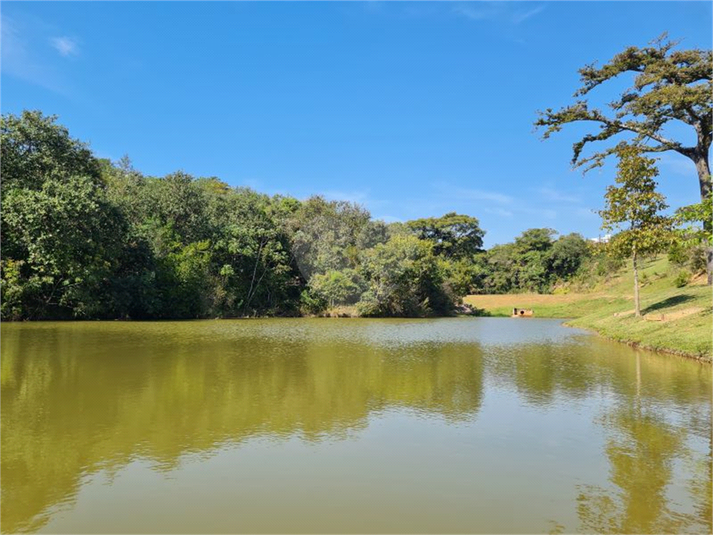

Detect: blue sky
2,1,711,246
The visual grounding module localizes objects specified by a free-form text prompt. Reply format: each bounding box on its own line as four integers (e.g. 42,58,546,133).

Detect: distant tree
599,147,672,317
2,176,124,319
441,257,488,297
535,35,712,282
670,195,713,276
289,196,371,281
151,171,211,245
357,235,453,317
310,269,366,308
1,111,125,319
514,228,556,253
0,110,101,190
406,212,485,259
546,233,591,279
482,243,519,293
489,229,557,293
209,188,299,316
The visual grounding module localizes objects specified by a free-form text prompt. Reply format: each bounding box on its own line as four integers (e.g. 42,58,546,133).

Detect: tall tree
599,147,672,317
0,110,102,191
535,35,712,282
406,212,485,259
1,111,124,319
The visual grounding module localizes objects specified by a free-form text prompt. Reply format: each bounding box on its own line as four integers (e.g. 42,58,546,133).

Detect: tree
546,233,591,280
310,269,366,308
599,147,672,317
406,212,485,259
475,230,591,295
289,196,371,281
535,35,712,282
670,195,713,276
2,176,124,319
357,235,453,317
514,228,556,253
0,110,101,191
1,111,125,319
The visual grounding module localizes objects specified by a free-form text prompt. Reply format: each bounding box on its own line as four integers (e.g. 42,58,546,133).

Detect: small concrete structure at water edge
512,308,534,318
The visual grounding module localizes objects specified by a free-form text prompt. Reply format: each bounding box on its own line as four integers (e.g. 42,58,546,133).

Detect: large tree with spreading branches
535,35,712,282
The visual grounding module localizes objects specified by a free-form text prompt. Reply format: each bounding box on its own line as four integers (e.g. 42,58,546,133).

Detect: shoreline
560,320,712,364
4,306,710,363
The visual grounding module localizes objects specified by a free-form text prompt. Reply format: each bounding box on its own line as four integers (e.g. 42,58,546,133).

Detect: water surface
2,318,711,533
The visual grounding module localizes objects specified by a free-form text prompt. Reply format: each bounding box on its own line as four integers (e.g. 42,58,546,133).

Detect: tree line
1,111,599,320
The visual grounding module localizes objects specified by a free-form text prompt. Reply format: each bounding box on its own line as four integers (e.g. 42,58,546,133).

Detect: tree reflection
1,322,485,533
575,357,712,534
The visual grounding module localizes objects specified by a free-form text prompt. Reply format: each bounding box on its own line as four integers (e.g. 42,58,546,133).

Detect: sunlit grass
465,256,712,360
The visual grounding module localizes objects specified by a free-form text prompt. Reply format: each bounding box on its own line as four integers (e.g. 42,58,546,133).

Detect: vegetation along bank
466,256,712,362
1,111,596,322
1,36,711,360
1,111,710,362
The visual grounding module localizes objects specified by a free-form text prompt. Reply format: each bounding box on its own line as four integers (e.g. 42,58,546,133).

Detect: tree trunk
692,151,712,285
633,251,641,317
694,151,712,199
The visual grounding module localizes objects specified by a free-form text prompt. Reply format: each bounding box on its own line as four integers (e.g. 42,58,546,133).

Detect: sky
2,1,711,246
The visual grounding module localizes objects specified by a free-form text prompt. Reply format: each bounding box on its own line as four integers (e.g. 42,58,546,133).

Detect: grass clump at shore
465,256,712,361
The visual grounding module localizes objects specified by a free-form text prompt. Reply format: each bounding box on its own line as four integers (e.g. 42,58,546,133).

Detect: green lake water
1,318,711,534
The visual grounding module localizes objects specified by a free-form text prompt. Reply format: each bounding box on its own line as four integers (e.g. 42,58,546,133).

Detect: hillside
465,256,712,361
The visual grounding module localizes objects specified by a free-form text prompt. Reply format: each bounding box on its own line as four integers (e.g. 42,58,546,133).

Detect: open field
465,256,712,361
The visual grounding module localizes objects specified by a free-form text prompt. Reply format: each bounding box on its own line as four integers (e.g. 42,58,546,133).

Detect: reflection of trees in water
487,340,711,418
575,404,712,534
574,354,712,534
2,324,710,534
0,326,485,533
576,407,687,533
489,344,712,535
486,344,598,405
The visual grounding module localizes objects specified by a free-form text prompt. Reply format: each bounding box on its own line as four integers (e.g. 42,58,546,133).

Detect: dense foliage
472,229,592,294
1,111,595,320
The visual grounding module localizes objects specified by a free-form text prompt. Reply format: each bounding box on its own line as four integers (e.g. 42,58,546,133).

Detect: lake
1,318,711,534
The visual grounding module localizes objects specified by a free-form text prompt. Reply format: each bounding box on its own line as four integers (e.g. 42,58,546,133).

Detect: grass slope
465,256,712,361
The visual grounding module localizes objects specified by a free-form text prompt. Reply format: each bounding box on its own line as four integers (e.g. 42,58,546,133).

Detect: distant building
589,234,611,244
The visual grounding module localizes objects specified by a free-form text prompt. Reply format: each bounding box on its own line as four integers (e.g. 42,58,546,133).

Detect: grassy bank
465,256,712,361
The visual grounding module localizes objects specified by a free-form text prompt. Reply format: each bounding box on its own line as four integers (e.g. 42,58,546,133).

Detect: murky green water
1,318,710,534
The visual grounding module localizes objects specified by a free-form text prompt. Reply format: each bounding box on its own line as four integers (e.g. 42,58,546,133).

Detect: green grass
465,256,712,361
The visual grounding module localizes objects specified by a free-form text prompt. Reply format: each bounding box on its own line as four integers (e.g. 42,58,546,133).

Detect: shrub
299,289,327,315
673,269,691,288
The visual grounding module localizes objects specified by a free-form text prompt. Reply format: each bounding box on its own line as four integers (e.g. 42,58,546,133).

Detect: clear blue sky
2,1,711,246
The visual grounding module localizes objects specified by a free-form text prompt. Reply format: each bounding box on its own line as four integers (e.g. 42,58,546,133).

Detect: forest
0,110,701,321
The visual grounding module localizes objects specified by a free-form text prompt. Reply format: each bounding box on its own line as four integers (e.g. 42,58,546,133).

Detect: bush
299,289,327,315
673,269,691,288
310,268,366,308
668,242,708,275
668,242,689,266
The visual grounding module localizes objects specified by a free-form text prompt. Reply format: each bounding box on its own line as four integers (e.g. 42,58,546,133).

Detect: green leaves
1,172,124,319
357,235,451,317
405,212,485,259
535,35,712,200
1,111,102,191
599,146,673,259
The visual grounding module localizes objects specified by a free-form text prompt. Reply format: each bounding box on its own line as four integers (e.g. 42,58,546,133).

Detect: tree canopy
535,34,712,199
1,110,698,319
536,34,712,283
406,212,484,259
599,146,672,315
